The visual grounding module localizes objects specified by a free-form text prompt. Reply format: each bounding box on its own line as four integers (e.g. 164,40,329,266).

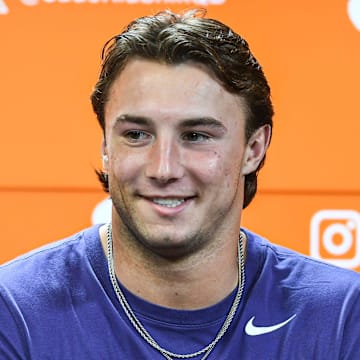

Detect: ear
101,140,109,172
241,124,272,175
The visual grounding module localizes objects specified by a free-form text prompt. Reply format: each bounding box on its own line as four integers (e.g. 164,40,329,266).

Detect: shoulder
0,225,102,300
244,228,360,298
241,230,360,359
243,229,360,353
0,225,104,357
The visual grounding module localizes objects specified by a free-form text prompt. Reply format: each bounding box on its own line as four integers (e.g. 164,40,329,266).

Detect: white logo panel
310,210,360,269
91,198,112,224
0,0,8,15
348,0,360,30
0,0,226,15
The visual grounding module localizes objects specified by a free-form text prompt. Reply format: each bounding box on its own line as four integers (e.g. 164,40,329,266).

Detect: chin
139,232,205,260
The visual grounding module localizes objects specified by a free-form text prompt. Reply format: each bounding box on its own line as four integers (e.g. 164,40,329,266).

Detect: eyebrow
114,114,226,131
114,114,154,127
180,117,226,130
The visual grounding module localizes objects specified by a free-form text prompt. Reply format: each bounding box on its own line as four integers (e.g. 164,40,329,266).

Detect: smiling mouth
151,198,186,208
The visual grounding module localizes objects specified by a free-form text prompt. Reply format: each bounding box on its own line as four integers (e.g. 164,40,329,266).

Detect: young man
0,9,359,359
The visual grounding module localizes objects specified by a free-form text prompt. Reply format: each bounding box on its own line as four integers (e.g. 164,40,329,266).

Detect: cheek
204,151,222,176
187,151,235,182
191,150,244,193
110,152,144,181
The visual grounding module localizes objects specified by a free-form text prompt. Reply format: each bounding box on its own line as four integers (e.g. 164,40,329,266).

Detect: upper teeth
152,198,185,208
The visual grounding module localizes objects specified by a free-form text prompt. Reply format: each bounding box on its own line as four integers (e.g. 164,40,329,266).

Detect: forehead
104,59,247,128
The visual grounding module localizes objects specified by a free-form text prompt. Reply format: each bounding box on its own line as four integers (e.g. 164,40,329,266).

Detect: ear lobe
241,124,272,176
101,141,109,172
102,155,109,169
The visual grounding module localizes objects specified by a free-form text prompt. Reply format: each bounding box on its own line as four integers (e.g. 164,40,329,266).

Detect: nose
145,135,184,183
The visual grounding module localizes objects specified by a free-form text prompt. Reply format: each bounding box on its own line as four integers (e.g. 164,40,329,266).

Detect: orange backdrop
1,0,360,271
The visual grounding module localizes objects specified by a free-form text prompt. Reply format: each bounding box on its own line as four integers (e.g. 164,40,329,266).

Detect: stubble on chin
111,198,211,260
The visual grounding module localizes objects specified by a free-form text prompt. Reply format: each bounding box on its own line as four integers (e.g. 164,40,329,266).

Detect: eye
182,132,211,143
124,130,151,143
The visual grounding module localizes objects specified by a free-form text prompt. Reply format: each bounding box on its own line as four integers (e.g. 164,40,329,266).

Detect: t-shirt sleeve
0,285,29,359
340,289,360,359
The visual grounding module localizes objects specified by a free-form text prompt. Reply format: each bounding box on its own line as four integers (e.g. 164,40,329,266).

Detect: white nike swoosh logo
245,314,297,336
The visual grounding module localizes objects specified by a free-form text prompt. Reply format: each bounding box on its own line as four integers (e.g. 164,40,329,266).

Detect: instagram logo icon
310,210,360,269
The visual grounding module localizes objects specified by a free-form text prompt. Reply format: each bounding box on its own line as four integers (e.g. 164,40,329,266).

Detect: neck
100,224,244,310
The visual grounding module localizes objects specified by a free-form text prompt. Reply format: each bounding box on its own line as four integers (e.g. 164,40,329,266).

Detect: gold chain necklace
106,223,246,360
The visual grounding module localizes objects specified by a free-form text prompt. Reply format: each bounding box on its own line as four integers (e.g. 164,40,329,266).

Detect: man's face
103,59,268,258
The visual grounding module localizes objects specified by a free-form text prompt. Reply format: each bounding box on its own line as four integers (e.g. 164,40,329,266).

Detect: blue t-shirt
0,225,359,359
